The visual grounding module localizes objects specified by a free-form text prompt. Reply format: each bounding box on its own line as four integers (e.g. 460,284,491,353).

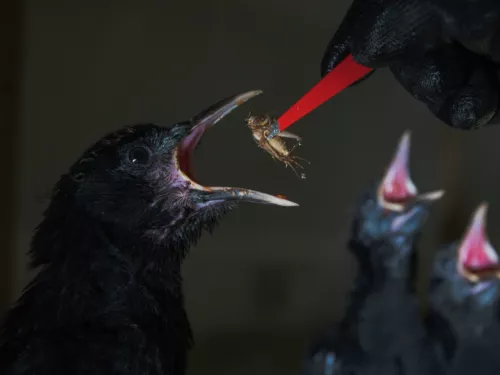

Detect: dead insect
245,114,308,177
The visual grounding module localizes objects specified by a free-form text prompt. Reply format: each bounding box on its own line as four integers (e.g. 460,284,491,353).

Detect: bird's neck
0,196,195,374
341,239,422,354
350,239,417,290
24,197,190,328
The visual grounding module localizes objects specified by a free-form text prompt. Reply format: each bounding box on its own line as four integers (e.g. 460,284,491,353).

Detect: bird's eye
128,146,152,165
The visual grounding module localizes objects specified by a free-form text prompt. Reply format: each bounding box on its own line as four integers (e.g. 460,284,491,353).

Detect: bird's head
45,91,297,256
429,203,500,329
350,131,443,262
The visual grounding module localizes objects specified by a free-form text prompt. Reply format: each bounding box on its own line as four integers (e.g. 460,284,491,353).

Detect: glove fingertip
439,67,499,130
321,40,351,77
321,41,376,87
436,88,498,130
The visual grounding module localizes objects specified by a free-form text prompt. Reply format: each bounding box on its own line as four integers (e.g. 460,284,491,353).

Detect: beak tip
272,196,300,207
239,90,264,104
472,202,489,225
423,189,445,201
397,130,411,157
396,131,411,156
478,202,489,214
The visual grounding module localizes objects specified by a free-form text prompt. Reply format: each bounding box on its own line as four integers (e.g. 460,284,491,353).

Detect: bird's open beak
377,131,444,212
457,203,500,282
174,90,299,207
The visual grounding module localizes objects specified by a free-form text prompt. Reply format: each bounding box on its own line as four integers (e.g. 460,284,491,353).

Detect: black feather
427,242,500,375
301,184,443,375
0,123,236,375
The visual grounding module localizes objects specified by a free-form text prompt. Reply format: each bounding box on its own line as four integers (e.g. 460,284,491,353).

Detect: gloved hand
322,0,500,130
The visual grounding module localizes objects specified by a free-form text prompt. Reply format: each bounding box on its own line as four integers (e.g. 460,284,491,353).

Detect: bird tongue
378,131,418,211
458,203,499,276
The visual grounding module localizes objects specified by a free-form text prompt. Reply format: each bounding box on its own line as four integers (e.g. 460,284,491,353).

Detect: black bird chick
428,203,500,375
0,91,298,375
301,131,444,375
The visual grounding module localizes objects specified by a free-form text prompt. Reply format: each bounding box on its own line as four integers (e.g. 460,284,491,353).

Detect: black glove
322,0,500,130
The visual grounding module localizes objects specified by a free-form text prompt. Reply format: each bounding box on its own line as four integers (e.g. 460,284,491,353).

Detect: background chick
427,203,500,375
301,132,443,375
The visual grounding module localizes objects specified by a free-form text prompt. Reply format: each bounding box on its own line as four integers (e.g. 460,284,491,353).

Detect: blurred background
1,0,500,374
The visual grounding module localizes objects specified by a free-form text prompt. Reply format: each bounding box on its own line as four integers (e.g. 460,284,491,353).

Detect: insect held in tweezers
246,114,308,178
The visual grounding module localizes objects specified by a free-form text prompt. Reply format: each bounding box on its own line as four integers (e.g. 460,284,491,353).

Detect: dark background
2,1,500,374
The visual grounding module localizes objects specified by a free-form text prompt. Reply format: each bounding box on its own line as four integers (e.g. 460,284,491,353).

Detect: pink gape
458,204,499,275
379,131,418,205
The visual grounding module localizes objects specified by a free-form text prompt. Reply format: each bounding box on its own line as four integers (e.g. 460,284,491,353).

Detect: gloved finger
390,45,499,129
390,44,473,113
321,1,376,87
349,0,441,68
436,65,499,129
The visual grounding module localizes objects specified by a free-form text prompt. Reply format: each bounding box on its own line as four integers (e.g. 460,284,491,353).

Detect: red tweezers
267,54,373,138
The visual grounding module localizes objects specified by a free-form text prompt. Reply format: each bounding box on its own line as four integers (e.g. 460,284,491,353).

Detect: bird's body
428,204,500,375
0,201,192,374
301,132,443,375
303,212,441,375
449,331,500,375
341,238,440,375
0,91,297,375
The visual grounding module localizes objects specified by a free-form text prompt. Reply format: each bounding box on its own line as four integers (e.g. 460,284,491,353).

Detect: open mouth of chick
377,131,444,212
457,203,500,283
174,90,298,207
